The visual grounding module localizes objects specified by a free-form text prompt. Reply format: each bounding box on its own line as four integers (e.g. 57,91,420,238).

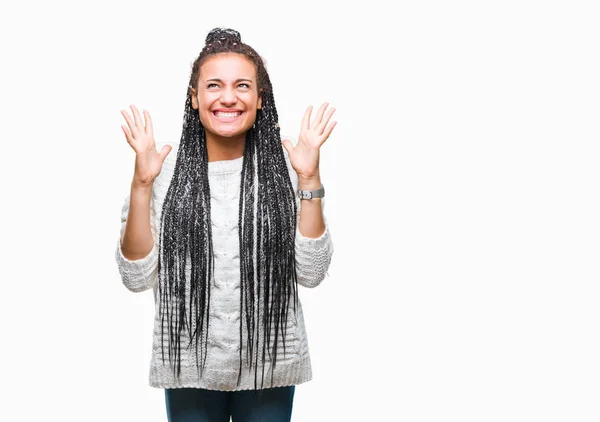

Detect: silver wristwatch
297,185,325,200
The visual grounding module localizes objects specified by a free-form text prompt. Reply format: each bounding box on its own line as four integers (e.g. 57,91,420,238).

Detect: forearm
121,182,155,260
297,174,325,238
295,172,333,287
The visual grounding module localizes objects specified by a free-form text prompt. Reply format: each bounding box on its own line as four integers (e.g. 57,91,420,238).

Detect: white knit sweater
115,143,333,391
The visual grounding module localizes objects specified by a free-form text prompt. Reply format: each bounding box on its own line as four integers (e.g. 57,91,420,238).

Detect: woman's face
192,53,262,140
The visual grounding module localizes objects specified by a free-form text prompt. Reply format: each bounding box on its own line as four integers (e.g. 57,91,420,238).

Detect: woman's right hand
121,105,172,189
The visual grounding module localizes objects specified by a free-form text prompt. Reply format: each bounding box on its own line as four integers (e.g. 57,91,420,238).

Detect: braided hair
157,28,298,389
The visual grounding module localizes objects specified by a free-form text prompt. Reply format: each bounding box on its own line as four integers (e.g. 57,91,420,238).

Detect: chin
212,127,248,138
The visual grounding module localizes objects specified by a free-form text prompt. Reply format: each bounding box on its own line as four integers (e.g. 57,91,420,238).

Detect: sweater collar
207,156,244,175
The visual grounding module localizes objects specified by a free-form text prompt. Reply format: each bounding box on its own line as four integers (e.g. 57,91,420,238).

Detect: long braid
158,93,213,377
251,87,298,387
158,28,298,389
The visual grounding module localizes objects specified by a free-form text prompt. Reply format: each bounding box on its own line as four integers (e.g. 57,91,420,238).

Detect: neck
205,132,246,162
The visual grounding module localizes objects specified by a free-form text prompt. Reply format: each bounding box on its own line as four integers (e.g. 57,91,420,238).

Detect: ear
190,87,198,110
257,94,262,110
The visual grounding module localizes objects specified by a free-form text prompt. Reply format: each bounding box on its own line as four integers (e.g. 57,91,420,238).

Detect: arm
289,162,334,288
121,183,154,259
115,105,171,292
297,174,326,238
282,103,337,288
115,185,159,293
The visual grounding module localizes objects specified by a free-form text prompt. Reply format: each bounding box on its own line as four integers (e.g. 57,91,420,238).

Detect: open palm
282,102,337,180
121,105,172,187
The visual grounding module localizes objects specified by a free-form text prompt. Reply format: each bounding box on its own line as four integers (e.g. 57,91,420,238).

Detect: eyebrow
206,78,254,84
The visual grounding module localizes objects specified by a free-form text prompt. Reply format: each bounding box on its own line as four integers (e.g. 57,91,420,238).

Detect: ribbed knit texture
115,143,333,391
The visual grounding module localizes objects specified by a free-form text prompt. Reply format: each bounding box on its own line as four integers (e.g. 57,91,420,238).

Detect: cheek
245,108,258,123
198,92,219,107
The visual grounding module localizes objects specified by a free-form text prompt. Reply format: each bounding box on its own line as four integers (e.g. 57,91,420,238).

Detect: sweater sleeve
282,143,334,288
294,211,334,288
114,194,159,293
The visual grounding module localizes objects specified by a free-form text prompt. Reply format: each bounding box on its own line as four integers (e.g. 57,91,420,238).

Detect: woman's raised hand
121,105,172,188
282,102,337,181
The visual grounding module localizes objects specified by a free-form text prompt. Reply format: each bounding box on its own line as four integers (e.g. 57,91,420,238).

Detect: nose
220,87,237,106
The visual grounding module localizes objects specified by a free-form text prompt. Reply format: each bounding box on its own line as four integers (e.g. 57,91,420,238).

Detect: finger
158,144,172,162
121,110,137,136
321,121,337,143
143,110,154,137
301,105,313,131
317,107,336,135
121,125,134,145
130,105,143,129
312,102,329,129
281,139,294,156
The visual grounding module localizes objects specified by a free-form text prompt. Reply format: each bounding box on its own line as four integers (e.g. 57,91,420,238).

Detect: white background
1,0,599,421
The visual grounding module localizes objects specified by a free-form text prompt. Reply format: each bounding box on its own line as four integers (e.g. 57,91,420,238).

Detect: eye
207,83,219,89
238,83,250,89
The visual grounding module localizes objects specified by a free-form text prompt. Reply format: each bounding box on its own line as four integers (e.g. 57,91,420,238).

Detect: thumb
159,144,172,162
281,139,294,156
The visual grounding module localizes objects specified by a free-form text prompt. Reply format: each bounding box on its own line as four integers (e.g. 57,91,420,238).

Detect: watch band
298,185,325,200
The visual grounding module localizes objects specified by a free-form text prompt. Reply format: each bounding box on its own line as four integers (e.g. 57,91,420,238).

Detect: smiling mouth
213,111,242,119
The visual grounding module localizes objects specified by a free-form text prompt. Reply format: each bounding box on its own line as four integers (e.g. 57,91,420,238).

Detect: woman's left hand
282,102,337,182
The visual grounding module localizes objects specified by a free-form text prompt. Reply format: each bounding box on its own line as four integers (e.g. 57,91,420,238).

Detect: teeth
215,111,241,118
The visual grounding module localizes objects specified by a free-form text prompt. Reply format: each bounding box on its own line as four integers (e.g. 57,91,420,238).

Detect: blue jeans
164,386,295,422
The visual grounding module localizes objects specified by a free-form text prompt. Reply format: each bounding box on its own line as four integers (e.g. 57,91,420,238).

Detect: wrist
297,174,321,190
297,183,325,200
131,179,154,193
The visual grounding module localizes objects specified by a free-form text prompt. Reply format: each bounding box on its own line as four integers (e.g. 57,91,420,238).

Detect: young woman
115,27,336,421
